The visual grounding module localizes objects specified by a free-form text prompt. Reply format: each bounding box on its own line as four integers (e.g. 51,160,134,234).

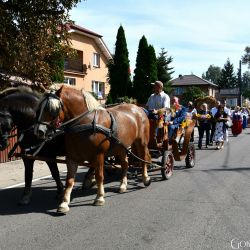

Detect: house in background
171,74,218,98
217,88,239,107
64,23,112,102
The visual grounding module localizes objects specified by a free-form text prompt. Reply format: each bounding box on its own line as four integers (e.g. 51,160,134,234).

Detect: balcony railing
64,59,87,74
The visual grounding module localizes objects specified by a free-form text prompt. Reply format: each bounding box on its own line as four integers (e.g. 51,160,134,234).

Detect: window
93,53,100,67
64,77,76,85
173,87,183,95
92,81,104,99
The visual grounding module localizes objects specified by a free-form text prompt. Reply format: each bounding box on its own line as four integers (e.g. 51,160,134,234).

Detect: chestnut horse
34,85,151,213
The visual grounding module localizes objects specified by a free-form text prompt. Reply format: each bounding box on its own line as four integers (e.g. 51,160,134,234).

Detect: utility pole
238,60,242,106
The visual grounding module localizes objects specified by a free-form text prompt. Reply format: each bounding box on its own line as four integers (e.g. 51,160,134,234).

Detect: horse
0,87,64,205
34,84,151,214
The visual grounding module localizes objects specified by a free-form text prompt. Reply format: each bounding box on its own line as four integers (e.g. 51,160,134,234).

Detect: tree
202,65,222,85
242,71,250,99
242,46,250,69
133,36,157,104
0,0,80,90
107,25,131,103
156,48,174,94
218,59,237,88
182,86,206,104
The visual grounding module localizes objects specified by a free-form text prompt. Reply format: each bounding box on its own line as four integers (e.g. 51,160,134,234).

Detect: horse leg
82,167,96,190
93,154,105,206
57,159,78,214
18,158,34,205
46,161,64,200
138,143,151,186
118,153,129,193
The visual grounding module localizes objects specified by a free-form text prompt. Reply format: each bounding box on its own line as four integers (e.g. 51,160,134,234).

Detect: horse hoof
119,186,127,193
143,177,151,187
93,199,105,206
57,202,70,214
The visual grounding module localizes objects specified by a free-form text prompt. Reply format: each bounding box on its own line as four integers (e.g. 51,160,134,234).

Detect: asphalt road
0,128,250,250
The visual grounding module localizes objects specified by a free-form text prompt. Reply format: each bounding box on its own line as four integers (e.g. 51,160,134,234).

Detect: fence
0,129,21,163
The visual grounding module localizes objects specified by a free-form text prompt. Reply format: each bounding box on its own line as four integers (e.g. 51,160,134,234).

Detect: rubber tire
161,151,174,180
185,142,195,168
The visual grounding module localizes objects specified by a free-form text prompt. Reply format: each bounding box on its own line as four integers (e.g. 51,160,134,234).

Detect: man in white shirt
145,80,170,119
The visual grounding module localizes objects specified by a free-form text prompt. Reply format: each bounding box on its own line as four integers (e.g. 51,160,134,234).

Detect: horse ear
56,86,63,96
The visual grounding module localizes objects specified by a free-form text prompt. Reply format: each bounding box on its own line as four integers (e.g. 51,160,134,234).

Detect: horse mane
0,86,32,98
81,89,103,111
49,83,103,111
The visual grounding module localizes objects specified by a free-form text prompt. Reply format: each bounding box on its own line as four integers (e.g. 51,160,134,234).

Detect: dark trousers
198,123,210,148
210,122,216,143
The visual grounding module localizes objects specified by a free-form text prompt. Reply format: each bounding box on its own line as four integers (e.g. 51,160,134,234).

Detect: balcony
64,59,87,75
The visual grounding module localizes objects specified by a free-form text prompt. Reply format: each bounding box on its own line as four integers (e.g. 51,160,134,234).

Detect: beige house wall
64,28,111,103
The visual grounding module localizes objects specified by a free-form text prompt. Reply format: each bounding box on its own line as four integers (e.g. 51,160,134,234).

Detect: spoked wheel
161,151,174,180
185,142,195,168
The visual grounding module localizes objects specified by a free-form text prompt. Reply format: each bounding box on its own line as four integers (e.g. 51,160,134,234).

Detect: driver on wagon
145,80,170,119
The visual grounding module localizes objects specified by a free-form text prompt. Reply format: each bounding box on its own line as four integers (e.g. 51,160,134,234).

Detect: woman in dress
241,107,249,129
231,106,242,136
214,105,229,149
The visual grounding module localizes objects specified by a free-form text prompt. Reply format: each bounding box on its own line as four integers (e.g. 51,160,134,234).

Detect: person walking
221,99,231,143
214,105,229,149
197,103,211,149
210,100,220,144
241,107,249,129
231,106,243,136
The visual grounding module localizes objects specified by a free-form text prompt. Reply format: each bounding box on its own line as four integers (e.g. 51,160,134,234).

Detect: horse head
34,84,101,140
34,92,63,140
0,111,14,150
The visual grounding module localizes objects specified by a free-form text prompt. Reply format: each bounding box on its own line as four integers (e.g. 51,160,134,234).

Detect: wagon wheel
161,151,174,180
185,142,195,168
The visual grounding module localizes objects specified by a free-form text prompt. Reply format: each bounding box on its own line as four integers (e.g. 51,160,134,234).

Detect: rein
35,93,153,165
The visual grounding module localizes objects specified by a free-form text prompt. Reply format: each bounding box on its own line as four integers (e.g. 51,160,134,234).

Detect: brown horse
34,84,151,213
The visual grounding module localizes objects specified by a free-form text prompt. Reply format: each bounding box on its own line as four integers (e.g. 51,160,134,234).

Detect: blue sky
70,0,250,79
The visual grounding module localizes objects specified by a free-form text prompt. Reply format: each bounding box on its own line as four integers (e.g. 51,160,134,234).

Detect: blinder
36,92,63,128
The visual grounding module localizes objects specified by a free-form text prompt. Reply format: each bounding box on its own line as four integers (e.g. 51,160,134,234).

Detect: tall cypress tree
108,25,131,103
133,36,157,104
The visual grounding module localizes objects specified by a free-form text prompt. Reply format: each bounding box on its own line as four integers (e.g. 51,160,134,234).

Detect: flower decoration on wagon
181,113,193,128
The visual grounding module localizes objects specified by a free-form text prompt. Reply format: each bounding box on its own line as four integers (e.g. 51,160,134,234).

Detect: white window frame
92,81,104,99
93,53,100,67
64,77,76,86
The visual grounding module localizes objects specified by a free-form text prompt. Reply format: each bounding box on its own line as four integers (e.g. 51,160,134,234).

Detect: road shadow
0,168,161,216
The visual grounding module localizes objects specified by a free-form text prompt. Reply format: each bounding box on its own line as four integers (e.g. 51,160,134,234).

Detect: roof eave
69,29,112,61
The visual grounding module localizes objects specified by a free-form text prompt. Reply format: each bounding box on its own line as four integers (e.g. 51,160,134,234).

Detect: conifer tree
218,59,237,88
108,25,131,103
156,48,174,94
133,36,157,104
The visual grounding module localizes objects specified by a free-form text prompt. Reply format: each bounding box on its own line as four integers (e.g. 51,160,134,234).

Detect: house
171,74,218,98
217,88,240,107
64,23,112,102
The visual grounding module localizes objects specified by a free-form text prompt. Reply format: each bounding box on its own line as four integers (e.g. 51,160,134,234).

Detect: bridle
0,111,14,139
36,92,63,130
